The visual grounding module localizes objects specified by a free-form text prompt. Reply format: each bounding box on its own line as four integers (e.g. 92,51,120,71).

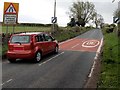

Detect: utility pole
54,0,56,18
118,1,120,9
52,0,57,33
116,1,120,36
112,0,115,3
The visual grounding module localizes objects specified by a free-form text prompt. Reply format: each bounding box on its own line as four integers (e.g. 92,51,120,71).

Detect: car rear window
11,35,30,44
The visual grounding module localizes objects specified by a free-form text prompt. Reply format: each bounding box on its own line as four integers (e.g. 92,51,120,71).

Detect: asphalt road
2,29,103,88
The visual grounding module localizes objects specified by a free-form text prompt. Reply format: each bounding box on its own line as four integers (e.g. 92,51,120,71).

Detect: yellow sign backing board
3,2,19,25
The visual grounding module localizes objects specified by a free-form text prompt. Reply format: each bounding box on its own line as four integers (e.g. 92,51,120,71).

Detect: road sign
51,17,57,23
5,4,17,14
113,17,120,23
4,14,17,24
3,2,19,25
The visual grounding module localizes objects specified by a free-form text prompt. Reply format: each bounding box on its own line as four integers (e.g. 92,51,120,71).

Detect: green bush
98,32,120,88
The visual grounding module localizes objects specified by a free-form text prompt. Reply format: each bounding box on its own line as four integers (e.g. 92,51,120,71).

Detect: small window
35,36,39,42
35,35,44,42
39,35,44,41
43,34,52,41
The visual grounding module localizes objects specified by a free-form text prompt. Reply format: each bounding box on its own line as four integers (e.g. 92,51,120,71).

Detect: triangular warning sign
5,3,17,14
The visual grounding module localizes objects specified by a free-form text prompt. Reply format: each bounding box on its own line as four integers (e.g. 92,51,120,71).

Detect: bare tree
69,1,96,27
92,12,104,28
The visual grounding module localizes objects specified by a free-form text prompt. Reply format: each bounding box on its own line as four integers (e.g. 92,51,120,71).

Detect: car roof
13,32,45,36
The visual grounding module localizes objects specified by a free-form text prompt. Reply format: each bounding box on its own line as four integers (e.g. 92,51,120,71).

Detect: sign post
51,0,57,33
113,17,119,23
3,2,19,42
118,1,120,36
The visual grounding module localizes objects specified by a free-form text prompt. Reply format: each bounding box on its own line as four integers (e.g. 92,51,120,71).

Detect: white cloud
18,0,54,23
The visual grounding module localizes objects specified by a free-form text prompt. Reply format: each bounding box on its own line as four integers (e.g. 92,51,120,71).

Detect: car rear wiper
14,42,22,45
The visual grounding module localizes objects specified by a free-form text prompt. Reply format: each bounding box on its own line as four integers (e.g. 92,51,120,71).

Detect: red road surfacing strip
60,38,100,52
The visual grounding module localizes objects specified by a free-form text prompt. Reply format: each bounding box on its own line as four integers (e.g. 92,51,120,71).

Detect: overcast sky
0,0,119,26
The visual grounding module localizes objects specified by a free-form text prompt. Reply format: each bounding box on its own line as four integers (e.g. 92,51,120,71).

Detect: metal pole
112,0,115,3
13,25,15,34
54,0,56,18
118,1,120,18
24,23,26,33
118,1,120,36
53,0,56,32
6,25,8,43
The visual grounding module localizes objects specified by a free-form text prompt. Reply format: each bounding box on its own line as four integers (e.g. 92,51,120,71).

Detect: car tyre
8,59,16,63
54,46,59,54
34,51,42,63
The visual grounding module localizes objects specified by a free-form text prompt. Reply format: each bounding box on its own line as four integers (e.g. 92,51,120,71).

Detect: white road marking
92,61,96,68
39,52,64,66
0,83,5,86
88,38,103,78
82,40,100,48
71,43,80,49
97,38,103,53
88,67,94,78
6,79,12,83
59,37,77,45
94,56,97,60
1,79,13,86
88,61,96,77
94,52,99,60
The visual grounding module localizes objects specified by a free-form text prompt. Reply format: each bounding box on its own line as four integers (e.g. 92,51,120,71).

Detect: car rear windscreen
11,35,30,44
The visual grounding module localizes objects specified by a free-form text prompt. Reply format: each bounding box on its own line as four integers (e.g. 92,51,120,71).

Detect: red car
7,32,59,63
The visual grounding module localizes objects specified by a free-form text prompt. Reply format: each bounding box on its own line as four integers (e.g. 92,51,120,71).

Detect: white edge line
97,38,103,53
0,83,5,86
1,79,13,86
88,61,96,77
39,52,64,66
88,67,94,77
88,38,103,78
94,56,97,60
6,79,13,83
94,53,98,60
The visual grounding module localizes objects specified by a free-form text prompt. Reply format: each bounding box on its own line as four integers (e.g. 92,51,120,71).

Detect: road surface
2,29,103,88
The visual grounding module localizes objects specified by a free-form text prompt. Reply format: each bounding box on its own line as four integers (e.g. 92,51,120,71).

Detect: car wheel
8,59,16,63
34,52,42,63
54,46,59,54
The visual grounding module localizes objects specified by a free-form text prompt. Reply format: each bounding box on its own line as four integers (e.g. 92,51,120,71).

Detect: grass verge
98,32,120,88
2,26,51,33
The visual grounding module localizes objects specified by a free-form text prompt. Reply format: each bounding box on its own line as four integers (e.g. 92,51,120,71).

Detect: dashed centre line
71,43,80,49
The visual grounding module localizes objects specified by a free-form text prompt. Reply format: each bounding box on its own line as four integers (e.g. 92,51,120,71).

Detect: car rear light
9,45,13,51
8,40,10,44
